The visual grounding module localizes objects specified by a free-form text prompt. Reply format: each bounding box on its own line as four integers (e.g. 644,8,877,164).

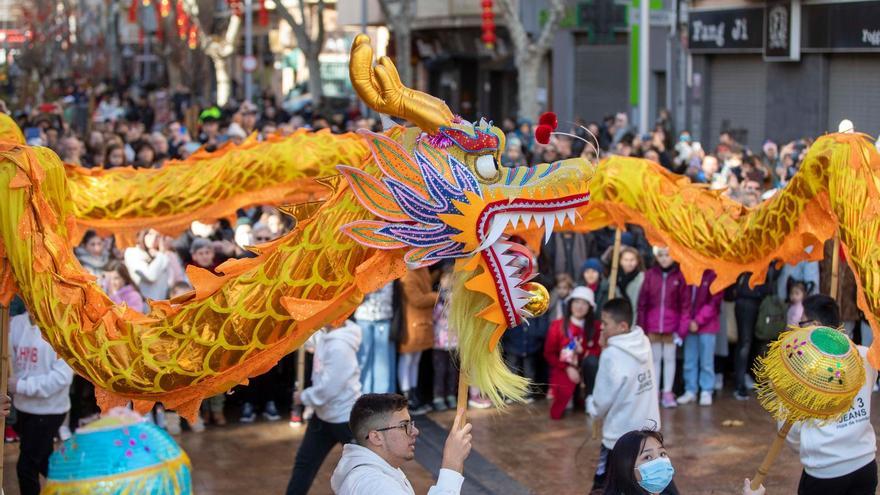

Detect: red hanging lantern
128,0,139,23
258,0,269,26
187,24,198,49
481,0,495,49
227,0,242,17
159,0,171,17
176,1,188,40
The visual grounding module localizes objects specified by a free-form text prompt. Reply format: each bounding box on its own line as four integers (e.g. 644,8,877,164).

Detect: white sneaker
190,415,206,433
699,391,713,406
676,391,696,405
165,412,182,435
58,425,72,441
745,375,756,390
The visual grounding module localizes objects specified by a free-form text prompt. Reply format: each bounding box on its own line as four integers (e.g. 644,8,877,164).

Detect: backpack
755,295,788,341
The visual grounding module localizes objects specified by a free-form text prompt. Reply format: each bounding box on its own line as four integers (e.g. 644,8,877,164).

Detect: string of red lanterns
481,0,495,49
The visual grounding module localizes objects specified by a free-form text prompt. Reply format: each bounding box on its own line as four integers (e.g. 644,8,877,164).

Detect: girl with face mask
604,429,766,495
604,429,678,495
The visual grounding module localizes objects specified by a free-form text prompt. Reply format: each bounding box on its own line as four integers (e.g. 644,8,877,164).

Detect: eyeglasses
255,236,272,242
798,319,817,328
370,420,416,439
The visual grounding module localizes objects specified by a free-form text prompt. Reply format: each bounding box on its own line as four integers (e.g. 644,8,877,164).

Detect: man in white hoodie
286,320,363,494
785,295,877,495
587,298,661,493
330,393,472,494
10,312,74,495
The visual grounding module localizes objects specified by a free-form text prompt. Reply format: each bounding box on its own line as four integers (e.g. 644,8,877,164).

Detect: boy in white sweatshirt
785,295,877,495
587,298,661,492
330,393,472,494
10,312,74,495
285,320,363,494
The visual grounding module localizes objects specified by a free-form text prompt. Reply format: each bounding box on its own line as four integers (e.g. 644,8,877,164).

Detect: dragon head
341,35,592,402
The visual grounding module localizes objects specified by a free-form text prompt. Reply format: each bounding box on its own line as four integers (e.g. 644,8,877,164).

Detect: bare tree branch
534,0,565,53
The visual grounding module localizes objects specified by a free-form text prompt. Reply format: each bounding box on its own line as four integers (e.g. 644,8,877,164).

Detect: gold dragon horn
349,34,455,134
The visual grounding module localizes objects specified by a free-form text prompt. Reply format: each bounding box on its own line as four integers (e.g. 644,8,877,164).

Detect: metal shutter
708,55,766,148
573,44,630,124
828,55,880,138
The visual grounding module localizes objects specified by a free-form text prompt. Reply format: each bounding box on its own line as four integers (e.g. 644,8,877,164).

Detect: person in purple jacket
638,247,690,409
676,270,724,407
104,261,147,313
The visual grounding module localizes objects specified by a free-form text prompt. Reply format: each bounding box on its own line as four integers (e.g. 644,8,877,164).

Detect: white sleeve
781,420,801,452
587,354,623,419
426,469,464,495
18,356,73,398
125,250,169,283
343,473,414,495
301,342,353,408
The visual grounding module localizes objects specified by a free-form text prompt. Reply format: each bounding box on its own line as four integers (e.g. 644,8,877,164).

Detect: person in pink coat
637,247,690,409
676,270,724,407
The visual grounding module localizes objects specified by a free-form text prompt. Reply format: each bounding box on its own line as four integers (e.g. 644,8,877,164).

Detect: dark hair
602,298,633,328
80,229,101,247
563,294,595,341
350,393,409,445
103,143,125,167
802,294,840,327
604,429,678,495
105,261,140,294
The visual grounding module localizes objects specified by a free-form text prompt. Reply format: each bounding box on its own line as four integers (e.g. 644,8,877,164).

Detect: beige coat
398,268,438,354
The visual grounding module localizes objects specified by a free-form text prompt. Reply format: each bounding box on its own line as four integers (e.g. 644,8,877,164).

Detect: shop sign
688,8,764,53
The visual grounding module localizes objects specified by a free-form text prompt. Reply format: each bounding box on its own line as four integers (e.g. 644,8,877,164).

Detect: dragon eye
475,154,500,181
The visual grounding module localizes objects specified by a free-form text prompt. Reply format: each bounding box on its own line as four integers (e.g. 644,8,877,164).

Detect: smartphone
24,127,40,141
179,126,188,136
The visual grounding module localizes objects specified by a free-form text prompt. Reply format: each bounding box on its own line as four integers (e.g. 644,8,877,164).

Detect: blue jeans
356,319,396,393
683,333,716,394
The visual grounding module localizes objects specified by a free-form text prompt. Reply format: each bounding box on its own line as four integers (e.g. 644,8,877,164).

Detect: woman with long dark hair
604,429,765,495
604,429,679,495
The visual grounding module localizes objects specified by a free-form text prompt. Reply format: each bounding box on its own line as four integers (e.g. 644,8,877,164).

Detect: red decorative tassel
128,0,139,23
538,112,558,130
535,125,552,145
258,0,268,26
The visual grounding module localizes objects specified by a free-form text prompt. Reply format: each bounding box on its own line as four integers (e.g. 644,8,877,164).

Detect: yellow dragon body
2,34,880,419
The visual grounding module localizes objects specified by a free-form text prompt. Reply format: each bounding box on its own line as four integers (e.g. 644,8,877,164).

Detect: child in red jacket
544,286,595,419
637,247,690,409
677,270,723,407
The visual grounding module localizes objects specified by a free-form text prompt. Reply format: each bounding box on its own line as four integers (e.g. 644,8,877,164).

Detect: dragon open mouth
477,197,589,325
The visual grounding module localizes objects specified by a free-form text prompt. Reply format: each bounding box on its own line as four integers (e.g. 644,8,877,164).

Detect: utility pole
244,0,254,102
638,0,650,135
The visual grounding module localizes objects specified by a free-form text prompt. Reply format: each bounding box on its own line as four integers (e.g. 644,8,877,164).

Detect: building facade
686,0,880,148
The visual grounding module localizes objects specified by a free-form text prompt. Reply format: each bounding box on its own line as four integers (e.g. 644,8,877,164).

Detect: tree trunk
211,55,232,106
394,26,412,87
306,52,323,106
516,57,541,122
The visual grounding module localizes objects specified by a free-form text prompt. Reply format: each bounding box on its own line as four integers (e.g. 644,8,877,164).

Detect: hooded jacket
301,320,362,424
10,314,74,415
785,346,877,479
638,265,690,338
587,326,661,449
330,443,464,494
686,270,723,335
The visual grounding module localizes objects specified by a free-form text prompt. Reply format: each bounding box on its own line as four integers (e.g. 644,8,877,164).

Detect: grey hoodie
301,320,362,424
330,443,464,494
587,326,661,449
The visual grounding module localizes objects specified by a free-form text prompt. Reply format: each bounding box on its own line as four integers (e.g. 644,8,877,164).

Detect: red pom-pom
481,0,493,7
539,112,558,130
535,124,552,144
